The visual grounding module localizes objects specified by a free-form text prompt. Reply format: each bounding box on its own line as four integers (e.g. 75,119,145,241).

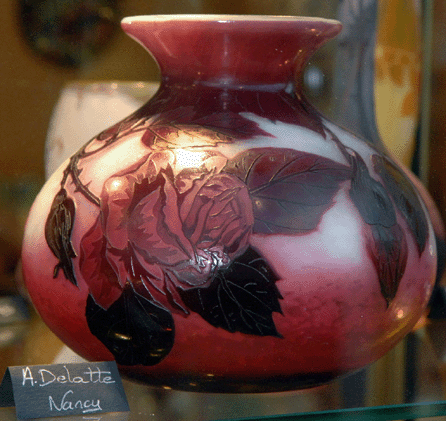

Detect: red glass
22,15,437,393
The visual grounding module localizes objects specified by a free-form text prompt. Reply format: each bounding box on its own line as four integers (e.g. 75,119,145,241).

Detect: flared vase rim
121,14,341,25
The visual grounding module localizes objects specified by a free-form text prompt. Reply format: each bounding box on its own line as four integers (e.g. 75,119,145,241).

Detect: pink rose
79,149,254,311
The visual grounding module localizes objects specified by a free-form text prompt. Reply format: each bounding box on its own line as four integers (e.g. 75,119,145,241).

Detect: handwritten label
0,362,129,419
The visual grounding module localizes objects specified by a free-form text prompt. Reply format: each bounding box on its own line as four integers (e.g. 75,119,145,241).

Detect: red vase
22,15,437,393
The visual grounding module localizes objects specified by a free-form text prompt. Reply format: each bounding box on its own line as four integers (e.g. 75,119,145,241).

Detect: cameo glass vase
22,15,437,393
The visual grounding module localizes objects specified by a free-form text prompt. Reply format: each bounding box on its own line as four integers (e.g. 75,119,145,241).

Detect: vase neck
121,16,342,88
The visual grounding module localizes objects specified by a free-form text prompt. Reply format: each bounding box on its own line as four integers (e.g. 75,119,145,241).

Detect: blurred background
2,0,446,419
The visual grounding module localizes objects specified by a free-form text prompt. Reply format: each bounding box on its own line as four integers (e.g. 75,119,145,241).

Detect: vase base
119,368,341,393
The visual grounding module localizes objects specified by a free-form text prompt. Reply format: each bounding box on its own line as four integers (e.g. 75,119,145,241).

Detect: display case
2,0,446,419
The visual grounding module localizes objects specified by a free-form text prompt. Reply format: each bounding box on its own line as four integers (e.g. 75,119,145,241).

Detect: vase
22,15,437,393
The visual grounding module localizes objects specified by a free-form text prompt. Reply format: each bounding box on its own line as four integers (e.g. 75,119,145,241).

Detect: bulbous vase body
22,16,437,393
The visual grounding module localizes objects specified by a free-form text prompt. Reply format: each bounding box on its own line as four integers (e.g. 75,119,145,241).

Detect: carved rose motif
79,149,254,311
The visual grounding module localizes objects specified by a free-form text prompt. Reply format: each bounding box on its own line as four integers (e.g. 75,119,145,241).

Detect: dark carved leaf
367,225,408,306
44,188,77,286
372,155,428,255
86,285,175,366
179,247,283,337
349,153,396,227
96,115,142,143
223,148,351,234
348,153,408,306
146,124,233,148
192,111,273,139
141,106,272,148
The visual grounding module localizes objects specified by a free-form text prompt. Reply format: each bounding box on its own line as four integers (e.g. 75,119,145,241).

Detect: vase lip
121,14,341,25
121,14,342,87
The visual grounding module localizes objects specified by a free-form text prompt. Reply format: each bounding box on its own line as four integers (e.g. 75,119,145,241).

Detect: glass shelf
220,402,446,421
1,296,446,420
